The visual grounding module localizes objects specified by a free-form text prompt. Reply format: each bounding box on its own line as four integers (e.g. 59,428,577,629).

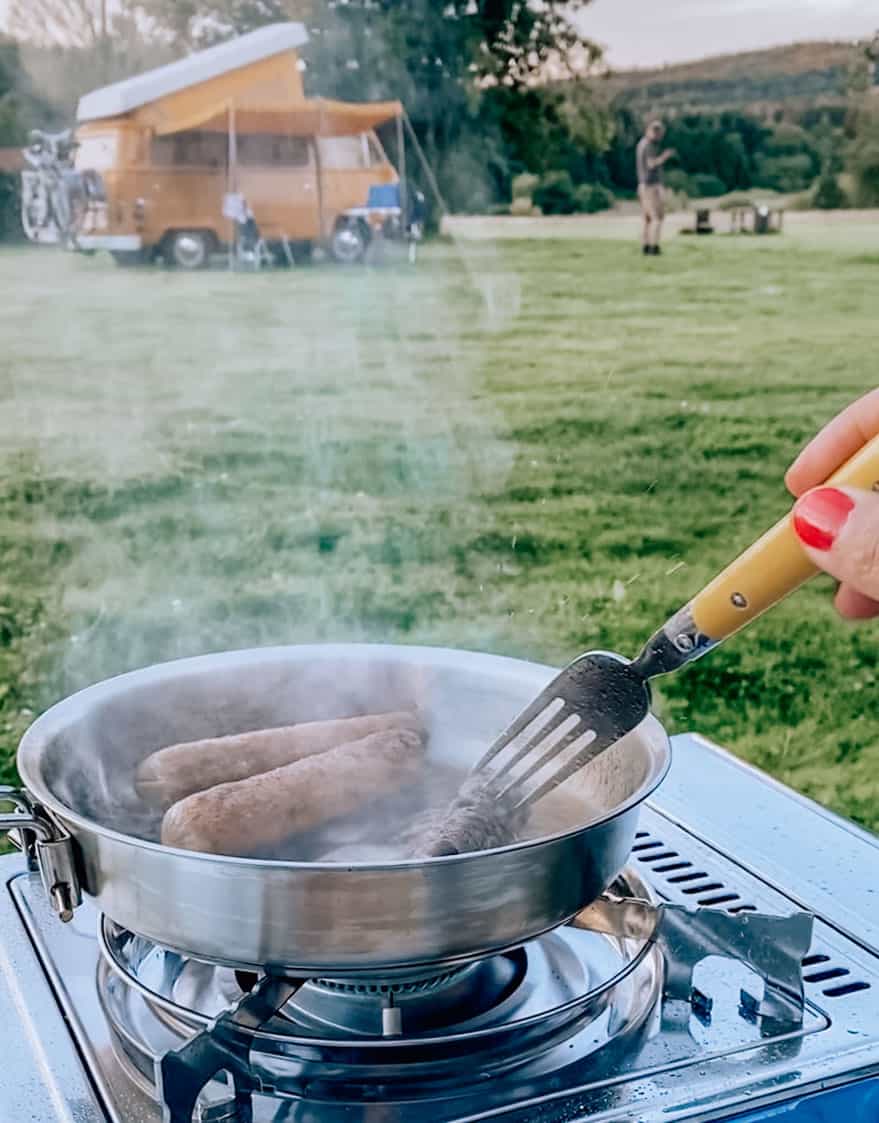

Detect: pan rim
16,643,671,871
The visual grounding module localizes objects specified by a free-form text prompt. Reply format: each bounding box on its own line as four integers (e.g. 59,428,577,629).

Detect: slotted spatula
470,433,879,812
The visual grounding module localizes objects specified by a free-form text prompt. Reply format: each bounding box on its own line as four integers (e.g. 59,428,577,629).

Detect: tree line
0,1,877,237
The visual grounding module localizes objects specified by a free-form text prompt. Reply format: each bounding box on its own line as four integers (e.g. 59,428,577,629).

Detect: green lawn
1,227,877,831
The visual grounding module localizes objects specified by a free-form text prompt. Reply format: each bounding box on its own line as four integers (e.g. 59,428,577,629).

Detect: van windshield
75,134,119,171
318,134,385,170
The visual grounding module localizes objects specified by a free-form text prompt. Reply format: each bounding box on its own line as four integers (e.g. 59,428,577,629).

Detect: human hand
786,389,879,619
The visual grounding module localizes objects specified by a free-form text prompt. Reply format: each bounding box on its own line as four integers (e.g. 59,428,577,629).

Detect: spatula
470,433,879,812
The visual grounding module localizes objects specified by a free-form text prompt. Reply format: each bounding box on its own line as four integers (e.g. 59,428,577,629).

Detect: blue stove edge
730,1076,879,1122
652,733,879,957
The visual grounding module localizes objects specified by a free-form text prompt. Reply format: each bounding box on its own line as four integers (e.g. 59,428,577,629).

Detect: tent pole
402,110,448,219
228,102,237,270
396,112,408,228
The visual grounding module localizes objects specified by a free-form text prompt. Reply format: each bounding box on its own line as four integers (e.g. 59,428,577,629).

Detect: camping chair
235,206,274,270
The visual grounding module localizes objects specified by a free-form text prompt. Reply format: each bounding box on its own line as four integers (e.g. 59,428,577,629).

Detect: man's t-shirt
636,138,663,187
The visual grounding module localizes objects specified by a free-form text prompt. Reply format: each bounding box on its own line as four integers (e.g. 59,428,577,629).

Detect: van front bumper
77,234,143,252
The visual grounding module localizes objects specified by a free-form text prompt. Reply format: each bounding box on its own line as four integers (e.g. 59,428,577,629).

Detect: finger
786,388,879,497
793,486,879,602
834,583,879,620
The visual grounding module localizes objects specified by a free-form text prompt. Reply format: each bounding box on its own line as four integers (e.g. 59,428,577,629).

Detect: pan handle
0,786,55,842
0,786,81,922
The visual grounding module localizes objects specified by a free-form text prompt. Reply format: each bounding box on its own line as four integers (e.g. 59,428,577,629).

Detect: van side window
150,131,226,169
237,134,311,167
318,136,370,170
75,134,119,171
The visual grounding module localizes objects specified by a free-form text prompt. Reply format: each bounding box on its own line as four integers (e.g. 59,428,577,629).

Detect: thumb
793,486,879,602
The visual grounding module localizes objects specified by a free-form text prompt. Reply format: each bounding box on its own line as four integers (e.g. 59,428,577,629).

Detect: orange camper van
24,24,410,267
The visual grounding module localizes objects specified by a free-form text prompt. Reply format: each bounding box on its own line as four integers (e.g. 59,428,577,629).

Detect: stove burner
313,964,468,995
299,955,524,1035
97,871,664,1119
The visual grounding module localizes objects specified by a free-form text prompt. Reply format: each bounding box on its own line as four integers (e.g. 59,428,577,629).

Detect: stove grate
635,821,874,1005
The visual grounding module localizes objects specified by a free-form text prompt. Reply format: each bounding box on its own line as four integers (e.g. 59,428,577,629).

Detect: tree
134,1,602,88
8,0,112,50
7,1,177,119
851,109,879,207
844,31,878,137
846,32,879,206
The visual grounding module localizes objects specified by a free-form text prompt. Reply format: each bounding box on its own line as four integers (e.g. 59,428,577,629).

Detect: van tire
165,230,212,270
331,220,369,265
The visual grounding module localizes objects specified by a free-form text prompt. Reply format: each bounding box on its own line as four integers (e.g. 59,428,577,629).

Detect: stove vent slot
633,831,757,912
823,980,871,997
697,892,739,907
682,882,723,896
804,967,849,983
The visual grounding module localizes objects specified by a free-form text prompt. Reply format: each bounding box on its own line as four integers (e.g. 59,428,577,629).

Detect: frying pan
0,645,669,973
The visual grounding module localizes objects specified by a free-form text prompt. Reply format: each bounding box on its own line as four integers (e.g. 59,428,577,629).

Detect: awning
152,97,403,138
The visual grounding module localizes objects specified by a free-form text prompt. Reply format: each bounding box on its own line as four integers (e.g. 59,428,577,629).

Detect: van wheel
331,221,369,265
166,231,211,270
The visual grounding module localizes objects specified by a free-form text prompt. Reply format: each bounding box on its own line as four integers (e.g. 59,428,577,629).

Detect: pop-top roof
77,23,309,123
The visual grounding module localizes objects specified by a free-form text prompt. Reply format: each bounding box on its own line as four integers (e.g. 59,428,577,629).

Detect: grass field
1,222,878,832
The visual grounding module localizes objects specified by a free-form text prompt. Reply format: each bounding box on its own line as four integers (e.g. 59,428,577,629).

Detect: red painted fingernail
793,488,855,551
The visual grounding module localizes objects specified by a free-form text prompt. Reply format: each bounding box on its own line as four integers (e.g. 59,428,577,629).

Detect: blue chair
367,183,402,209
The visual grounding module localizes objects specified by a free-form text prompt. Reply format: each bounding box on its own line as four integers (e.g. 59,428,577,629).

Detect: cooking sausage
408,779,525,857
161,727,426,856
136,711,422,810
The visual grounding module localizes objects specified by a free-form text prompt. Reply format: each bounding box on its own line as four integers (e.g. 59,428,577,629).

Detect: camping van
22,24,410,267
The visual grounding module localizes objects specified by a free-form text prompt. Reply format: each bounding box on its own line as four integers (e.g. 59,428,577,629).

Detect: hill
606,41,859,116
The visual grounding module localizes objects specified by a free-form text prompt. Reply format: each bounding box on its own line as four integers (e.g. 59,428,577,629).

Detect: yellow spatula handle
690,433,879,644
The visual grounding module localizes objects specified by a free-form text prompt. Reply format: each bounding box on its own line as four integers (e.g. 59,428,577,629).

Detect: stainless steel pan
0,645,670,973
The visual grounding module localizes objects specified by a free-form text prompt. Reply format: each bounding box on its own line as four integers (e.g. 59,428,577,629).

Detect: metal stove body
2,733,878,1123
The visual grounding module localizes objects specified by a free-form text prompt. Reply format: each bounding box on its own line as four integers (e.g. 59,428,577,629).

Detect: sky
0,0,875,68
577,0,878,69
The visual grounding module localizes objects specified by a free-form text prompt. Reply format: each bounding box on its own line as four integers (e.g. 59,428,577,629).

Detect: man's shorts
639,184,665,221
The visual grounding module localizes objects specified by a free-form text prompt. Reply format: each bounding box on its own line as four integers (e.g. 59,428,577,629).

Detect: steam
5,238,518,703
2,15,523,741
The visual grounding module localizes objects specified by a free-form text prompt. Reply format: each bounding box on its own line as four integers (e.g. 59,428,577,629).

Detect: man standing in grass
636,121,675,256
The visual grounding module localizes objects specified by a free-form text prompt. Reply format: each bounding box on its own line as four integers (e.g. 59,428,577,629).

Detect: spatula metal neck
631,605,717,682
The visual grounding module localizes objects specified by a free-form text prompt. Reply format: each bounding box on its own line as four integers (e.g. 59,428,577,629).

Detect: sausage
161,727,426,856
136,711,422,810
408,779,524,857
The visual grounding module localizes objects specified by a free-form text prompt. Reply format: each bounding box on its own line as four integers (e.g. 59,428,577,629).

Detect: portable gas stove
2,733,878,1123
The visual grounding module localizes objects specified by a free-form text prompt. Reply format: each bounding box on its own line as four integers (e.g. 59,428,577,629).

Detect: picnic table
728,203,784,235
